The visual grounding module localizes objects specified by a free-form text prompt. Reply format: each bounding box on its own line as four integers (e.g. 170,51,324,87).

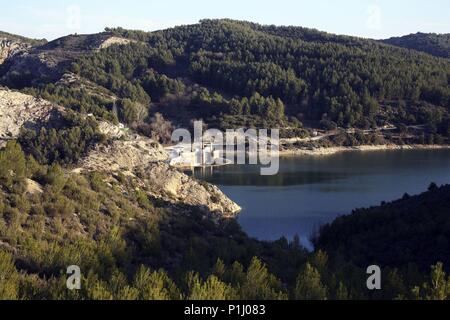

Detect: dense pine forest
2,19,450,140
382,32,450,59
1,19,450,300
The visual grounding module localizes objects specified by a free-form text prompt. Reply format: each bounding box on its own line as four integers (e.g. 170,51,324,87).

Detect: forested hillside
314,184,450,273
382,33,450,59
2,20,449,139
89,20,450,132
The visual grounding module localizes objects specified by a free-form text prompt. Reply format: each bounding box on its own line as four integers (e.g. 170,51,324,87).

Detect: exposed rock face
0,39,29,64
56,73,117,100
0,88,64,147
77,125,240,217
26,178,43,195
97,121,127,139
37,32,132,52
1,51,64,86
97,36,134,50
79,133,169,172
136,163,241,218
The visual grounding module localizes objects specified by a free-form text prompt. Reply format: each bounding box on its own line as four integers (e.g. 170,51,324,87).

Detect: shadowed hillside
314,184,450,272
382,32,450,59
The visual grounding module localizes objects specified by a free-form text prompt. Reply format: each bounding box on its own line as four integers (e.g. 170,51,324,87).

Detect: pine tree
213,259,226,279
133,266,180,300
294,263,327,300
84,272,114,300
109,269,139,300
335,282,349,300
0,141,27,191
423,263,448,300
187,272,236,300
0,251,19,300
240,257,287,300
43,163,67,193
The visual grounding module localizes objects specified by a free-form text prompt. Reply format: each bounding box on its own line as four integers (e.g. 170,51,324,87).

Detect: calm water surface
190,149,450,247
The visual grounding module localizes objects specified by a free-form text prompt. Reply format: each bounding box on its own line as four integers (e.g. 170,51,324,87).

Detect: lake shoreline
279,144,450,157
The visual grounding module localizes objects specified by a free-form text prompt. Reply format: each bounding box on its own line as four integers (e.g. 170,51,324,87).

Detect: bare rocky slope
79,121,241,217
135,163,241,218
0,31,42,64
79,129,168,172
56,72,118,100
0,38,29,64
0,88,65,147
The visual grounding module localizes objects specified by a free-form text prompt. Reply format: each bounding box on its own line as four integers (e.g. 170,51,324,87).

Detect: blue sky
1,0,449,40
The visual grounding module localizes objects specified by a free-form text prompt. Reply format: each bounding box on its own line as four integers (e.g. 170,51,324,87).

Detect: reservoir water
191,149,450,248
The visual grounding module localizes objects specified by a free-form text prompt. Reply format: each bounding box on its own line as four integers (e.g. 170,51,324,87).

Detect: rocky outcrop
97,36,134,50
97,121,127,139
26,178,43,195
56,73,117,100
1,50,65,86
0,38,29,64
76,126,240,217
37,32,132,52
0,88,64,147
79,133,168,172
136,163,241,218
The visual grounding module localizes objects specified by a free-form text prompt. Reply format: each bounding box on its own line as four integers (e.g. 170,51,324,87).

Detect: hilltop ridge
382,32,450,59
